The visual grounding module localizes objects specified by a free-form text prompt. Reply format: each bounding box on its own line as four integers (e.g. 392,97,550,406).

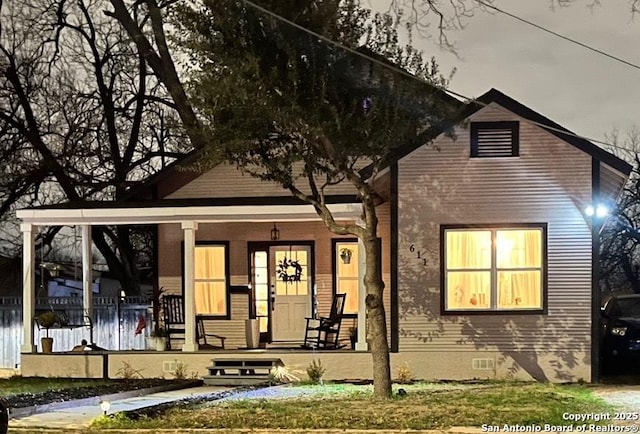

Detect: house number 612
409,244,428,266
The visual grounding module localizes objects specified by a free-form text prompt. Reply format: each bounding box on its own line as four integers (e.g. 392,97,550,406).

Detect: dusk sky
371,1,640,147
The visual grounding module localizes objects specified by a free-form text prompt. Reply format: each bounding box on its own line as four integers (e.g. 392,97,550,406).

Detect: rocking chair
162,294,226,350
302,293,346,349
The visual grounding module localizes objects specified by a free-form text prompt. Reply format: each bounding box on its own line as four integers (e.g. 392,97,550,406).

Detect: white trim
21,224,36,353
16,203,361,225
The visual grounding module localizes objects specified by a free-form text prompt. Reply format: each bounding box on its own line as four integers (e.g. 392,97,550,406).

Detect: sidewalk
8,385,230,430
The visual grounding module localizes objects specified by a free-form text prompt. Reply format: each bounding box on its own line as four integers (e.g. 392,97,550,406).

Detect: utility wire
241,0,629,152
475,0,640,72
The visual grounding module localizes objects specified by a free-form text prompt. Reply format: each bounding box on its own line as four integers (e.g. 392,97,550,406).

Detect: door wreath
277,257,303,283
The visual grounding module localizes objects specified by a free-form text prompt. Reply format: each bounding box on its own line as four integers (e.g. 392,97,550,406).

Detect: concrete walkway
8,385,230,430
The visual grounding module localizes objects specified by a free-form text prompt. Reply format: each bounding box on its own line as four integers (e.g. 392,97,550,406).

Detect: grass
91,382,613,430
0,376,114,397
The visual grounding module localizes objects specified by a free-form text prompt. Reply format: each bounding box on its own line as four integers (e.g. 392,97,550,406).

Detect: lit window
443,226,544,312
194,245,227,315
336,241,359,314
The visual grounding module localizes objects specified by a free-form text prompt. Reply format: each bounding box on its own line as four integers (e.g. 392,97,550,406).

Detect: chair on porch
302,293,347,349
162,294,185,350
162,294,226,350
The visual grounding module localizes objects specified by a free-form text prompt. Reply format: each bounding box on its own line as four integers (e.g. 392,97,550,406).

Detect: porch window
335,241,359,315
442,225,545,312
195,244,227,315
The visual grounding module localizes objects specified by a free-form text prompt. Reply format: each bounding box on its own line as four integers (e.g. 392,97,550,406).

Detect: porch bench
34,309,94,345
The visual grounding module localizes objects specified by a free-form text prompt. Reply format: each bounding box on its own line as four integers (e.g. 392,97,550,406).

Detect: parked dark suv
601,294,640,370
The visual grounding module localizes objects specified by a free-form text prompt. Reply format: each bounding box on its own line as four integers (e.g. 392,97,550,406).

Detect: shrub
116,361,144,379
306,359,326,384
396,362,414,384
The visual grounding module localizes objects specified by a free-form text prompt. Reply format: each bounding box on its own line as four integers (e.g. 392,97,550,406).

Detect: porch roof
16,201,362,226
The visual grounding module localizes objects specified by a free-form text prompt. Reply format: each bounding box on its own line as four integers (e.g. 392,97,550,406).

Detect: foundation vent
472,358,495,370
163,361,178,373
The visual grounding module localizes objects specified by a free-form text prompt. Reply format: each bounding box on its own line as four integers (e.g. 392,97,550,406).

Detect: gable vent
471,121,519,158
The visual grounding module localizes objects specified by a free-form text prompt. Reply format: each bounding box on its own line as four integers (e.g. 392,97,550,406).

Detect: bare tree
0,0,188,292
600,128,640,294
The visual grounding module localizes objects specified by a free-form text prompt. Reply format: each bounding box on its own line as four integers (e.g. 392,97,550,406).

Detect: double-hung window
442,225,546,313
194,243,228,316
334,240,359,315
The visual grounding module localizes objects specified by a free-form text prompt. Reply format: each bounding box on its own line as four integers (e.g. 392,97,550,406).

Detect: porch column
356,236,368,351
21,223,37,353
182,221,199,352
81,225,93,321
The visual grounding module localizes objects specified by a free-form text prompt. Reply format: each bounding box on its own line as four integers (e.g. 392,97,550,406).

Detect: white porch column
182,221,199,352
81,225,93,321
21,223,37,353
356,236,368,351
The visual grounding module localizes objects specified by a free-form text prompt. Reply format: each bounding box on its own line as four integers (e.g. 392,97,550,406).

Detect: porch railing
0,296,152,369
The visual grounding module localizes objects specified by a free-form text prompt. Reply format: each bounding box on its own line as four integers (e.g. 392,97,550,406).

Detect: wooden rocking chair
302,293,346,349
162,294,225,350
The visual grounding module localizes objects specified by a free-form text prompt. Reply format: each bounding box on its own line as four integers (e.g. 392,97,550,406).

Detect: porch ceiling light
270,223,280,241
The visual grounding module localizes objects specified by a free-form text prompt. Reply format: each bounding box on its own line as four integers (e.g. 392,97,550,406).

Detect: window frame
181,240,231,320
332,238,360,318
440,223,547,315
470,121,520,158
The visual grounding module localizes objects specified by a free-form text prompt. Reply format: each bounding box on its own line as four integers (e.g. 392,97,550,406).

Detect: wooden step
203,376,272,386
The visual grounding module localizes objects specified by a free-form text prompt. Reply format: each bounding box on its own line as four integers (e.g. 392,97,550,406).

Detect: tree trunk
363,230,392,398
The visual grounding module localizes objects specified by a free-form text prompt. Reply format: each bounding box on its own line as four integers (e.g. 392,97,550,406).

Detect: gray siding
166,162,358,199
397,103,593,381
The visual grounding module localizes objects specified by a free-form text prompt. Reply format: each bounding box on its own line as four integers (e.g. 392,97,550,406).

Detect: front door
270,245,312,341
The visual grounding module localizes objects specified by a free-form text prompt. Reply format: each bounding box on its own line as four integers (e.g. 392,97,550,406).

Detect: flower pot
245,319,260,348
155,337,167,351
41,337,53,353
147,336,167,351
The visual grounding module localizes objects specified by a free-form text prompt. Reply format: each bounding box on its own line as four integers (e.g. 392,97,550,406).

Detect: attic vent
472,358,495,370
471,121,519,158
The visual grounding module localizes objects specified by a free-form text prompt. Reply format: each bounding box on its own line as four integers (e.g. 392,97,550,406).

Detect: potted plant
149,328,167,351
37,311,58,353
340,248,353,264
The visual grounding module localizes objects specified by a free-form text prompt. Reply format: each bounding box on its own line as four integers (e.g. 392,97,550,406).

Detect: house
15,88,631,382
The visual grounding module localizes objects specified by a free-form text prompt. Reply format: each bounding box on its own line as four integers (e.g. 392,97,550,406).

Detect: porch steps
203,358,284,386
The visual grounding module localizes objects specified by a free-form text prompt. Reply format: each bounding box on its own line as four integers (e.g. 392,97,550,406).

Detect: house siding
158,211,392,349
164,162,359,199
396,103,593,382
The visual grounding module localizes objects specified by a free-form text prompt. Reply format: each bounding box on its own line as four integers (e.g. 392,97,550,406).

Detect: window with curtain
335,241,359,314
194,245,227,315
443,226,544,312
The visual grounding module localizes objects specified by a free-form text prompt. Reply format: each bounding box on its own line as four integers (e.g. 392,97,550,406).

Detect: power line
241,0,629,153
475,0,640,72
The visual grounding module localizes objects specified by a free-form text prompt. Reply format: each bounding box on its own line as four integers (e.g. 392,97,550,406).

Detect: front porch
17,201,377,359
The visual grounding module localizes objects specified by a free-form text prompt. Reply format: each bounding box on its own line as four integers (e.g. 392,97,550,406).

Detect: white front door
271,245,312,341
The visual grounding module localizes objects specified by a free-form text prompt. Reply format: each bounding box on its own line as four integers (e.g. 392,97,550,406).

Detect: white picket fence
0,296,152,369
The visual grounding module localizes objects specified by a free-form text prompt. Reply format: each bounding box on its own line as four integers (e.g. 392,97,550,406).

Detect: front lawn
92,382,612,430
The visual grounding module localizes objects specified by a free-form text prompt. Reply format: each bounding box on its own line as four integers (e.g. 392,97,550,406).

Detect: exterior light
585,205,595,217
270,223,280,241
585,204,609,218
596,205,609,218
99,400,111,415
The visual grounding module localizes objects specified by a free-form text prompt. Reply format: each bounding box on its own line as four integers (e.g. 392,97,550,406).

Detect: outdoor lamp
100,400,111,415
270,223,280,241
585,204,609,218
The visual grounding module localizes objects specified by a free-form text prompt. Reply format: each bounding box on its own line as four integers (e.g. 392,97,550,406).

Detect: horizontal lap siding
165,162,358,199
397,104,592,378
